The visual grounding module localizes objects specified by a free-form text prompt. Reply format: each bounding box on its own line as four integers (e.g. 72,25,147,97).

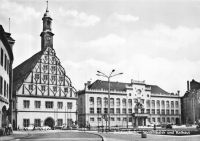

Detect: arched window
151,100,155,108
97,97,101,105
156,100,160,109
161,101,165,108
146,100,150,108
89,97,94,105
122,98,126,106
104,97,108,107
175,101,179,108
166,101,169,108
110,98,114,106
128,99,132,107
171,101,174,108
116,98,120,106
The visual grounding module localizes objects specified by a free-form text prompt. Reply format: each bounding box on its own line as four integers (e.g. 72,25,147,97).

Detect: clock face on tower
44,34,52,48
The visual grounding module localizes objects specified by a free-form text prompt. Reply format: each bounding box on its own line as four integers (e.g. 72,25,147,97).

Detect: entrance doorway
44,117,55,129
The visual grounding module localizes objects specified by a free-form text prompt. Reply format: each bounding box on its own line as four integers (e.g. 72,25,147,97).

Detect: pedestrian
32,124,35,131
5,126,8,135
8,123,12,133
18,125,20,131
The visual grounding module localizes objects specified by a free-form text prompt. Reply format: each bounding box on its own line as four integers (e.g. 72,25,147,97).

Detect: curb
85,131,107,141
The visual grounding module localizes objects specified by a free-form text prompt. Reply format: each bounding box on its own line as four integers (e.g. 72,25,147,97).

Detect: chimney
84,83,87,90
177,90,180,96
87,81,91,85
187,81,190,91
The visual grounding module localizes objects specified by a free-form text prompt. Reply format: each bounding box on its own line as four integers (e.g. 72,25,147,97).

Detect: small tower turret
40,1,54,51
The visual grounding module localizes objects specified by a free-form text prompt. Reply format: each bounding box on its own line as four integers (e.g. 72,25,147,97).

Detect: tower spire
46,1,49,12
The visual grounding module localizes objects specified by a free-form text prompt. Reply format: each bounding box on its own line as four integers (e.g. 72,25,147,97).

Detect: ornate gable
18,47,76,98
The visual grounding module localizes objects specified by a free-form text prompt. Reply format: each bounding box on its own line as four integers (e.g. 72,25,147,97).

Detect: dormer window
43,75,48,81
29,85,33,90
44,56,48,60
53,86,57,92
59,76,64,81
35,74,40,79
51,66,56,71
43,65,48,70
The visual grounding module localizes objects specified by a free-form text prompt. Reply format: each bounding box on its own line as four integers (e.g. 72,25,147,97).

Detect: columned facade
78,80,181,128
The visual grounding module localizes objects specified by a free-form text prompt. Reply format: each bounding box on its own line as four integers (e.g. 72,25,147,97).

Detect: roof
0,25,14,62
13,51,43,91
86,80,169,94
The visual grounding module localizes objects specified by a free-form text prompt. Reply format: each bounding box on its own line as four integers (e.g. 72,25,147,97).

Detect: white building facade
12,5,77,130
0,25,14,127
78,80,181,128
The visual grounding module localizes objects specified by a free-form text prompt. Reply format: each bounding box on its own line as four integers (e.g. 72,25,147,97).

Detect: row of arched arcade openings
0,106,11,128
23,117,76,129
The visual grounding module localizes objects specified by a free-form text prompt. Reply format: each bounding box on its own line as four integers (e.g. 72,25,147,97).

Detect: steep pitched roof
147,85,169,95
13,51,43,91
88,80,127,91
87,80,169,94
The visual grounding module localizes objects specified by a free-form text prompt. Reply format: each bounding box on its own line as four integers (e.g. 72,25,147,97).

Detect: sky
1,0,200,95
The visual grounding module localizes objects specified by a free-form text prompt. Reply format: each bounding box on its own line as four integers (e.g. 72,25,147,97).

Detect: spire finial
46,1,49,12
9,18,10,33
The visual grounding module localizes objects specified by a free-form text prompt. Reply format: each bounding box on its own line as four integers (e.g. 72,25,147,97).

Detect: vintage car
39,126,51,130
24,124,35,131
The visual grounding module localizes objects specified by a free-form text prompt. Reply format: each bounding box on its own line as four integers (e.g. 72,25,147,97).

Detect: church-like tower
12,2,77,130
40,1,54,51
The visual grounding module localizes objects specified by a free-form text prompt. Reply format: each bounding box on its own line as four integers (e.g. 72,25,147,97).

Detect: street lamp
96,70,123,131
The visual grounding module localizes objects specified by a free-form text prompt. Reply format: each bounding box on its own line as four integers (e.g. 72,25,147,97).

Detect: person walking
8,123,12,133
18,125,20,131
32,124,35,131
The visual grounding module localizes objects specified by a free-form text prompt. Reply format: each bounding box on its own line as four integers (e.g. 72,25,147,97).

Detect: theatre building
78,80,181,127
0,25,15,127
12,6,77,129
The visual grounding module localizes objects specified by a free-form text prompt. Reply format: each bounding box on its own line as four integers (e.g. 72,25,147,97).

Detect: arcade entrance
44,117,55,129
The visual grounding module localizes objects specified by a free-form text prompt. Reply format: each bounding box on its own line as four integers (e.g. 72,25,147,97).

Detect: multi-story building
78,79,181,128
12,5,77,129
0,25,15,127
181,80,200,124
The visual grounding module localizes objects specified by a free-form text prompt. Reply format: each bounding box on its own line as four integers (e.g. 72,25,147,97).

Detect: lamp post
97,69,123,131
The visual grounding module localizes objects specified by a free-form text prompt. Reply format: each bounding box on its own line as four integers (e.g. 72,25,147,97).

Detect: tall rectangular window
166,109,169,114
57,119,63,126
45,101,53,108
116,108,120,114
161,109,165,115
128,108,132,114
23,100,30,108
157,109,160,114
1,49,3,66
34,119,41,127
122,108,126,114
90,108,94,113
35,101,41,108
4,80,6,97
151,109,155,114
110,108,114,114
0,76,2,94
171,110,174,115
23,119,30,127
97,108,101,114
104,108,108,113
4,54,7,70
175,110,179,114
67,102,72,109
58,102,63,109
146,109,150,114
7,84,8,98
7,59,9,74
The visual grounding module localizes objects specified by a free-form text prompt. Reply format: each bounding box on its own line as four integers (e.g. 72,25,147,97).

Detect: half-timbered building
12,5,77,129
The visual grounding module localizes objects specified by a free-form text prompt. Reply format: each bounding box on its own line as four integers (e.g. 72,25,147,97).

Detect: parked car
166,124,172,129
196,123,200,129
146,122,154,127
39,126,51,130
54,125,62,130
24,124,35,131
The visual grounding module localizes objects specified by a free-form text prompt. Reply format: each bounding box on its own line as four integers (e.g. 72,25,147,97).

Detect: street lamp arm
96,74,108,78
97,71,108,78
110,73,123,78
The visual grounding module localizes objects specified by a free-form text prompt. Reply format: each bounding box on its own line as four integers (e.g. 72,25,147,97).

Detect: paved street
0,130,200,141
